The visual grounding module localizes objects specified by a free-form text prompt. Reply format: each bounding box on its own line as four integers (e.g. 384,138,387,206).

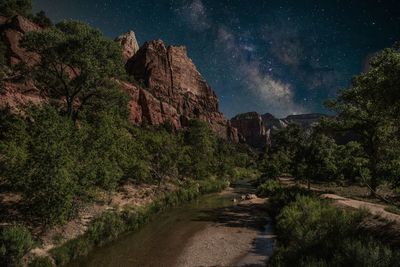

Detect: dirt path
279,177,400,223
175,192,276,267
322,193,400,222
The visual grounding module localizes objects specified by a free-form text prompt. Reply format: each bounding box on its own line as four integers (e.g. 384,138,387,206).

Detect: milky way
33,0,400,118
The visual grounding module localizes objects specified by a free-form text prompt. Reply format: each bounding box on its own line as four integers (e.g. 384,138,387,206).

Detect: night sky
33,0,400,118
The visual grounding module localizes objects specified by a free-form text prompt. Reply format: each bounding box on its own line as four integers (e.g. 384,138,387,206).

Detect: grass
46,179,228,266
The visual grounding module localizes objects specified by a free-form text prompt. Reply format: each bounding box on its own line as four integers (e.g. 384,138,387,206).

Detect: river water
67,181,275,267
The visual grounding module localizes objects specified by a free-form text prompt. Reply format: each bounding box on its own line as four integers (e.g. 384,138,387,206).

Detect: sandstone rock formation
230,112,270,149
115,31,139,63
0,16,44,109
0,15,41,66
125,39,238,140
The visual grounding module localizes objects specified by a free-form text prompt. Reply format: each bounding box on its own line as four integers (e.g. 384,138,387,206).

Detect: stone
115,30,139,63
1,15,41,66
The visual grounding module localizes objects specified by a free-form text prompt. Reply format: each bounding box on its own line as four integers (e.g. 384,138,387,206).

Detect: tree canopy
21,20,126,121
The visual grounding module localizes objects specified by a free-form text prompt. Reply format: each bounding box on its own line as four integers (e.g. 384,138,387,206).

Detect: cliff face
230,112,270,149
0,15,44,110
125,39,237,140
0,16,238,141
115,31,139,63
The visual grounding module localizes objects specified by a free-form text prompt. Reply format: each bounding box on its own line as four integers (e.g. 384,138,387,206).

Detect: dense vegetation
259,46,400,196
257,185,400,266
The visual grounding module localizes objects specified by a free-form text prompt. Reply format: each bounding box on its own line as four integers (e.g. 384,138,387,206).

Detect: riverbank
20,178,229,266
65,181,275,267
176,188,275,267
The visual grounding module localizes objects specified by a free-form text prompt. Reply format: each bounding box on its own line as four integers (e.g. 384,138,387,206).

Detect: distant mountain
262,113,328,131
231,112,329,149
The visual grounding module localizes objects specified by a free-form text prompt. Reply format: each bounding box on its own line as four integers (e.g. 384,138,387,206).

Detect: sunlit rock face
230,112,270,149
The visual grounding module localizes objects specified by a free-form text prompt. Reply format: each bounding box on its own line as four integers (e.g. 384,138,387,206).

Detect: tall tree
0,0,32,17
21,21,126,121
325,47,400,194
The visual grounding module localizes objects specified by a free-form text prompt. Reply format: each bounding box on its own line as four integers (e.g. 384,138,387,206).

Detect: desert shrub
28,256,53,267
0,225,33,267
198,179,229,194
50,237,90,266
86,212,126,246
268,186,313,217
270,193,400,266
256,180,281,197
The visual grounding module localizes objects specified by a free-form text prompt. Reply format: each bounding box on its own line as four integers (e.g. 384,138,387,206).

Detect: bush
28,256,53,267
268,186,313,217
51,237,90,266
87,212,126,246
0,225,33,267
256,180,281,197
269,191,400,266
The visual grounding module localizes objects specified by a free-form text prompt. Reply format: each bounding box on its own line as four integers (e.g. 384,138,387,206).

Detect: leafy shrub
268,186,313,217
51,237,90,266
28,256,53,267
270,192,400,266
87,212,126,246
198,179,229,194
256,180,281,197
0,225,33,267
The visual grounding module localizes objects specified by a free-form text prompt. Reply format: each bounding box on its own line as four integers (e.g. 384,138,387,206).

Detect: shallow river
67,181,275,267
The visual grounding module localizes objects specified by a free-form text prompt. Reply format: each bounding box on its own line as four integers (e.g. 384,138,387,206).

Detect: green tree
0,0,32,17
21,21,125,122
297,133,338,188
0,107,29,187
325,47,400,194
78,112,132,191
182,120,216,180
31,10,52,27
336,141,369,183
4,106,80,225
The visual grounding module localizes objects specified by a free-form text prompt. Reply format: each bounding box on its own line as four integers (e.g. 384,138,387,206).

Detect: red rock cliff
125,39,238,141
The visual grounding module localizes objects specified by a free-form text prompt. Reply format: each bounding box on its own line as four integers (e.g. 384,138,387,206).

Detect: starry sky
33,0,400,118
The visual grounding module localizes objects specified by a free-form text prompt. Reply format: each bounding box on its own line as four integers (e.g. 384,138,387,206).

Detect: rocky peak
125,39,235,140
115,30,139,63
